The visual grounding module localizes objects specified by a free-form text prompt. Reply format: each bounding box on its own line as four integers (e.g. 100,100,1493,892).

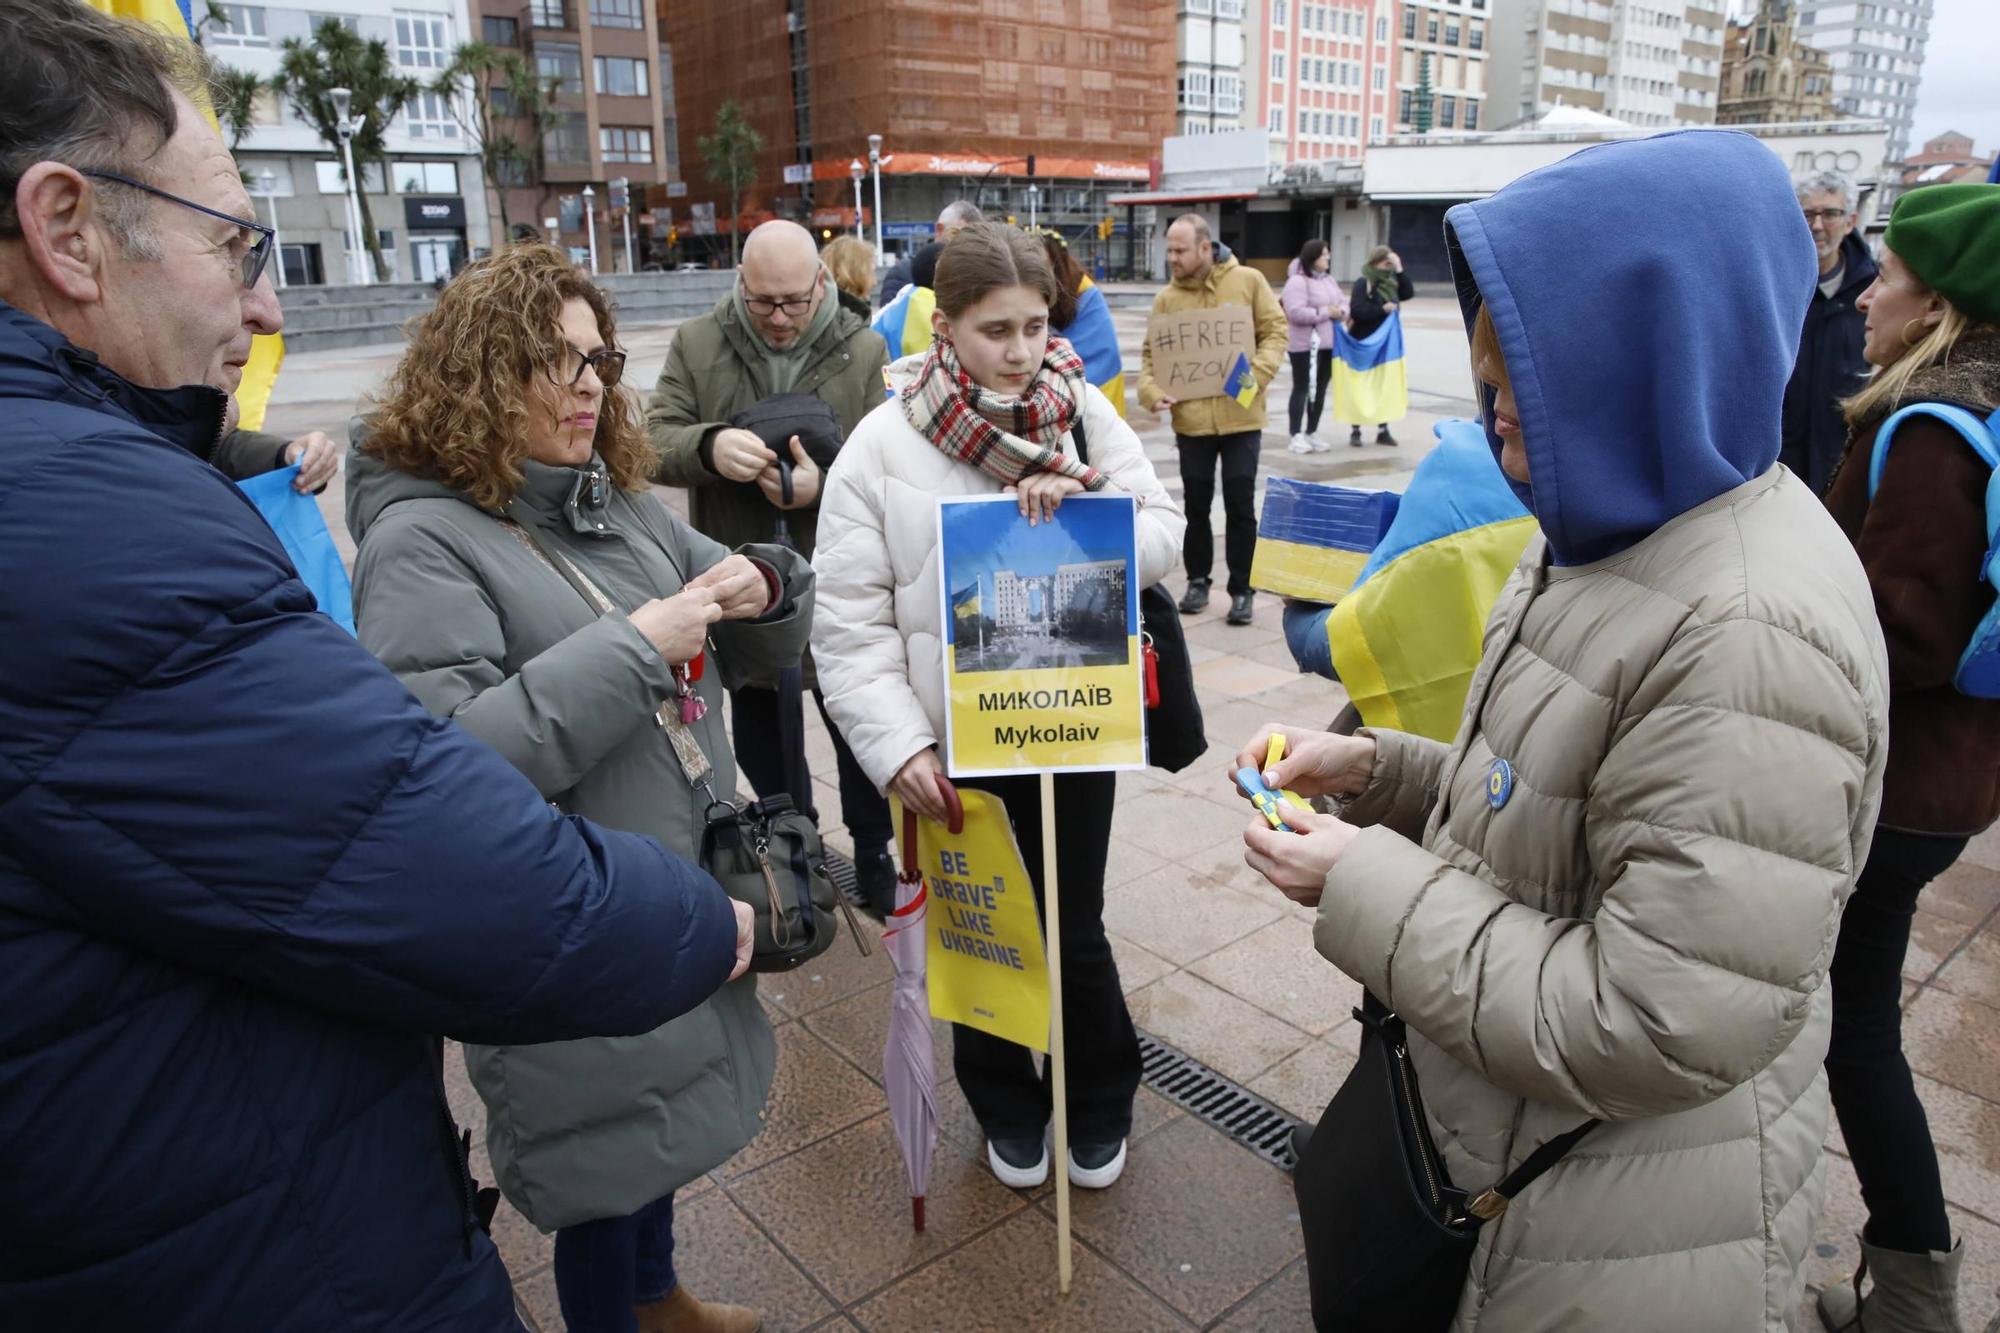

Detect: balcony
525,0,576,33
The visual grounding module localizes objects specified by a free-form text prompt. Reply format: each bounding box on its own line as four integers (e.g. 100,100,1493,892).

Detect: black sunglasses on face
81,169,275,289
556,345,626,389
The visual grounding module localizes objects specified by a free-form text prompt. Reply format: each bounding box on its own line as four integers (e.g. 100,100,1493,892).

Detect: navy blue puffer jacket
0,302,738,1330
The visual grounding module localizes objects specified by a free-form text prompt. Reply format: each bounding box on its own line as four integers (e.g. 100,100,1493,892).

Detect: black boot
852,849,899,921
1376,426,1398,447
1226,591,1256,625
1177,579,1211,615
1348,425,1363,448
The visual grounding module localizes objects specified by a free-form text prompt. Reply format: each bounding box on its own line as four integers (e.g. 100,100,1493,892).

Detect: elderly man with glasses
0,6,754,1328
646,218,900,914
1781,169,1880,494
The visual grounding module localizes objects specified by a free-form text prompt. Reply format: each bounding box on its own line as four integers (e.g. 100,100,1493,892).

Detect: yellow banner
938,494,1148,777
901,790,1051,1051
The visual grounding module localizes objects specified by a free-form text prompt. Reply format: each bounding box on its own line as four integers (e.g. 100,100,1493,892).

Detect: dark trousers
952,770,1140,1145
1826,825,1967,1254
1177,430,1261,596
1287,349,1333,435
553,1192,675,1333
729,684,894,859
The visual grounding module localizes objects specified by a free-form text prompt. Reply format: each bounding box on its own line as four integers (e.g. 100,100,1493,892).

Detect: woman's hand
1243,806,1361,907
1006,471,1086,527
685,553,771,621
1230,724,1376,802
892,748,950,824
629,585,721,663
727,899,755,981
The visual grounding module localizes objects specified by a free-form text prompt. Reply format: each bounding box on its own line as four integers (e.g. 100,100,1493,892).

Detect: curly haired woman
345,244,812,1333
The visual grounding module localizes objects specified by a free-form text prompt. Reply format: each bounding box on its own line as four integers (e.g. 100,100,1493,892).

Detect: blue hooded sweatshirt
1444,130,1818,565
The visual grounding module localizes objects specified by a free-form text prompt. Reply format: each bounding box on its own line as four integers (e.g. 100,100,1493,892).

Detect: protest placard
1146,303,1257,401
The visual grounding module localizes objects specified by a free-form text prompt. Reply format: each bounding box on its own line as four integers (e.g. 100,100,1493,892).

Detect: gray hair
0,1,216,258
1795,170,1857,212
937,199,984,230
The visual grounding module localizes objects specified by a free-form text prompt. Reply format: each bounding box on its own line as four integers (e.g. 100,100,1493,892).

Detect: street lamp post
581,184,598,275
254,169,285,288
1027,182,1040,231
849,159,864,236
867,133,886,267
327,87,370,286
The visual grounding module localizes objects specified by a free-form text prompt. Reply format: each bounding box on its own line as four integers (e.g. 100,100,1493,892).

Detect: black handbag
1295,992,1595,1331
1068,420,1208,772
730,393,845,472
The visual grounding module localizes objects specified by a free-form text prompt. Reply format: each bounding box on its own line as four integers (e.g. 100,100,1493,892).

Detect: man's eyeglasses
742,270,822,318
81,169,274,289
1801,208,1850,226
555,345,626,389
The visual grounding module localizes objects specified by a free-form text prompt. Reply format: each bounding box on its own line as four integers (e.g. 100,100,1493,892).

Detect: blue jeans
553,1193,676,1333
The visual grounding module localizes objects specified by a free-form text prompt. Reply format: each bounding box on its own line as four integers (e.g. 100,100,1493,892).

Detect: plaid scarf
901,334,1105,490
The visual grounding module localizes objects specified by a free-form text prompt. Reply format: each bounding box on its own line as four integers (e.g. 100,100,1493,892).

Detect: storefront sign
403,196,466,229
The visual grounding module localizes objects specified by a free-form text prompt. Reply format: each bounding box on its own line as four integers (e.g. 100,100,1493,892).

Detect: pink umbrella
885,776,961,1231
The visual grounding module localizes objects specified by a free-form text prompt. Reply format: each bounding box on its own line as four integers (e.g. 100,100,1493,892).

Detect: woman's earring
1902,318,1930,348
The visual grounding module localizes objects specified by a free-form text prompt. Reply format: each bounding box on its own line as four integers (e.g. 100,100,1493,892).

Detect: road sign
782,163,811,185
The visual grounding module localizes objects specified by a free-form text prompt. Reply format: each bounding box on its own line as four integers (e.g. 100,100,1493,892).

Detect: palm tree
699,100,763,267
212,67,264,153
434,41,558,243
273,19,418,282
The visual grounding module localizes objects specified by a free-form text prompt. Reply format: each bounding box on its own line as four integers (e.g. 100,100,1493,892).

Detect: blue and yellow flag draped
1332,309,1407,426
1062,277,1127,417
1324,421,1537,741
85,0,285,431
873,283,938,362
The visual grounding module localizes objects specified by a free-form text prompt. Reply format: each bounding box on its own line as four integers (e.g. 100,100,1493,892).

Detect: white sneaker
1308,433,1333,453
1286,433,1313,454
986,1136,1050,1189
1068,1139,1128,1189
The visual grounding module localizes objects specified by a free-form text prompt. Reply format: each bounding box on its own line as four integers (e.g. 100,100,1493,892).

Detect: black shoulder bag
1068,419,1207,772
1295,990,1596,1330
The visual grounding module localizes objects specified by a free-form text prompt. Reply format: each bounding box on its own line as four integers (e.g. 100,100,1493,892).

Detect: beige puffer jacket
1320,469,1888,1330
812,357,1184,790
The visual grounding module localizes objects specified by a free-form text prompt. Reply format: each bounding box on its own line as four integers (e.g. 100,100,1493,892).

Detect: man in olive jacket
1138,214,1288,626
646,219,897,909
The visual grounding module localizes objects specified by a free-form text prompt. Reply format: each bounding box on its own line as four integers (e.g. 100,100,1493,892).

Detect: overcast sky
1906,0,2000,156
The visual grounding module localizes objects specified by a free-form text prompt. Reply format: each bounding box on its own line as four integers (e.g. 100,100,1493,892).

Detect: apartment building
1793,0,1932,164
1393,0,1494,133
1487,0,1726,129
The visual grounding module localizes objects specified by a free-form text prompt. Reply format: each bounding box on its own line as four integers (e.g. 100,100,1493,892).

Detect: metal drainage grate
822,847,864,911
1139,1031,1305,1173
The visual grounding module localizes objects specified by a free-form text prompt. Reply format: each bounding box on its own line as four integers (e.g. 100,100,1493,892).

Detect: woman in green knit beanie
1814,180,2000,1333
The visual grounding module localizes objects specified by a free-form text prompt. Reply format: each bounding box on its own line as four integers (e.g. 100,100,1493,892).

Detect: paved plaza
264,291,2000,1331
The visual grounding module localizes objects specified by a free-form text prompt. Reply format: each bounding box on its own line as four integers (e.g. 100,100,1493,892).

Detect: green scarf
731,264,840,394
1362,264,1398,305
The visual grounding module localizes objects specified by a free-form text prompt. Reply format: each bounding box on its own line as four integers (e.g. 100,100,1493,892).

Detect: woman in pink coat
1281,239,1348,453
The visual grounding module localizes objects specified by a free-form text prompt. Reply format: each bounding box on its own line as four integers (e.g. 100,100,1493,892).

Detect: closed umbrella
884,776,961,1231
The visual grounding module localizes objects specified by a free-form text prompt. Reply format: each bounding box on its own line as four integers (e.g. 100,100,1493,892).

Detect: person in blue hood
1234,131,1889,1330
0,7,749,1329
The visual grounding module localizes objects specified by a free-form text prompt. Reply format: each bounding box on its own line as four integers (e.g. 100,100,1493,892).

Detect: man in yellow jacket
1138,215,1289,624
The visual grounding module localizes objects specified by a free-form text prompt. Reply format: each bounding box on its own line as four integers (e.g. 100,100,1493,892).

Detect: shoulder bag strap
500,518,715,793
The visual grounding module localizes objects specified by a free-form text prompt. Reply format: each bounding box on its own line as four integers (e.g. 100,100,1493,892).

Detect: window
1399,88,1412,121
1216,72,1242,113
589,0,644,28
1271,51,1286,80
537,41,584,94
404,90,459,139
206,3,267,46
1403,8,1416,38
396,160,459,194
1273,0,1287,25
483,15,518,45
1298,107,1309,133
1464,99,1479,130
1376,15,1388,41
1216,0,1245,17
593,55,649,96
1426,16,1439,42
1374,66,1386,90
315,159,387,194
529,0,569,28
394,11,450,70
306,12,357,34
1270,104,1285,133
244,160,296,196
1469,24,1484,50
1445,22,1461,45
1440,95,1457,127
1371,114,1384,140
544,111,589,162
600,126,653,163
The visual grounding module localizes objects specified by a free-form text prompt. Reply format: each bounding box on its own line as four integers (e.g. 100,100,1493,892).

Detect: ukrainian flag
873,283,938,361
1250,478,1399,602
1324,421,1536,741
86,0,284,430
1062,277,1127,417
1332,309,1407,426
951,580,980,619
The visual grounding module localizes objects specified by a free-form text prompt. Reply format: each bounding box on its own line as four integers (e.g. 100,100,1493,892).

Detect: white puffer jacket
812,359,1184,790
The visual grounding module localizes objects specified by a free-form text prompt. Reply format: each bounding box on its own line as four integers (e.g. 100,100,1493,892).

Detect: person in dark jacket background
1346,244,1413,446
878,199,981,307
1815,181,2000,1333
0,7,750,1329
1781,170,1878,494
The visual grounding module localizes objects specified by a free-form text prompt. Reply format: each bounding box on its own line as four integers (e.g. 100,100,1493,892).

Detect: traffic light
1025,154,1036,177
1098,214,1114,241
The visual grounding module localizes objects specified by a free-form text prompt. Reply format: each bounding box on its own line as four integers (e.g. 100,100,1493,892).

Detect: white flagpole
1042,771,1072,1294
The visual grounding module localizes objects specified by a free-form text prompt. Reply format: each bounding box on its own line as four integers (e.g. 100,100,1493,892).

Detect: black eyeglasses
81,169,275,289
555,345,626,388
1801,207,1850,226
742,270,822,317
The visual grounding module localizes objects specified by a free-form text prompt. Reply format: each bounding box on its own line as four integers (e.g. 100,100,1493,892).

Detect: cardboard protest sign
900,789,1051,1051
937,494,1146,776
1147,303,1257,401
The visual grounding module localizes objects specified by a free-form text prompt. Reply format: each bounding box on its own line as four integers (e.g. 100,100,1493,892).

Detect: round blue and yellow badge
1486,757,1515,811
